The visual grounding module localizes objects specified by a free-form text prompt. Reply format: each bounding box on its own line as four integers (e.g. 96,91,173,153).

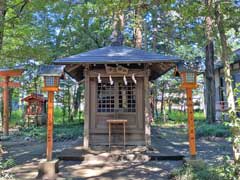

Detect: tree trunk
204,0,216,123
154,97,159,119
134,6,142,48
215,2,239,162
215,4,235,113
152,8,157,52
0,0,6,50
160,87,165,114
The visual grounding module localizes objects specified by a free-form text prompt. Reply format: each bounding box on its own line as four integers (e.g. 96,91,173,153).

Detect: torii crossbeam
0,68,24,136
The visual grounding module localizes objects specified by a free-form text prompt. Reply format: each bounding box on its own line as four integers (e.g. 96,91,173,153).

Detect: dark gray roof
214,49,240,70
38,65,65,76
54,45,181,64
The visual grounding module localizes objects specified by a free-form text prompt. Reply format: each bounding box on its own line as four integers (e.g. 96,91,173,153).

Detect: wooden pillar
144,68,151,146
3,76,9,136
83,66,90,148
46,91,54,161
186,88,196,157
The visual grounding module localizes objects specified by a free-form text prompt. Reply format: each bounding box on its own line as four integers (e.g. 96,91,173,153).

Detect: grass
171,161,222,180
195,121,230,138
18,123,83,141
7,106,84,127
171,158,240,180
167,110,206,122
9,109,24,127
154,110,230,138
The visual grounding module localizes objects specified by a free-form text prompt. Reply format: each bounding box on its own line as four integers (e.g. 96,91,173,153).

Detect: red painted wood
0,81,20,88
46,91,54,161
3,77,9,136
0,69,24,77
186,88,196,157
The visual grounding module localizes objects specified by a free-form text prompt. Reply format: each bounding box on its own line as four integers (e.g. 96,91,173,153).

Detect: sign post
37,65,64,180
175,65,198,159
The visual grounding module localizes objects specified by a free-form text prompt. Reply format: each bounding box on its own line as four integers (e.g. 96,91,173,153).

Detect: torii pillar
0,69,24,136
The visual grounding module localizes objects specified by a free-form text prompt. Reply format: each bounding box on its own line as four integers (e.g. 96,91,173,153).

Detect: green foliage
219,156,240,180
54,106,84,124
171,157,240,180
9,109,24,127
19,123,83,141
167,110,205,122
171,162,222,180
0,157,15,170
0,157,16,180
154,110,230,138
195,122,230,138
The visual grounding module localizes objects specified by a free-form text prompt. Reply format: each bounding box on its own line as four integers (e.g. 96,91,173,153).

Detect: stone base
36,160,59,180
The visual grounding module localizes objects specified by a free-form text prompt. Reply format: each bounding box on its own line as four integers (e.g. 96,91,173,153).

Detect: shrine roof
22,93,47,102
54,45,181,64
53,45,183,81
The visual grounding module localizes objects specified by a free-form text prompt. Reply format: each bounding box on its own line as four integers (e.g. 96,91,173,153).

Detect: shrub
171,161,222,180
19,123,83,141
195,122,230,138
9,109,24,127
167,110,205,123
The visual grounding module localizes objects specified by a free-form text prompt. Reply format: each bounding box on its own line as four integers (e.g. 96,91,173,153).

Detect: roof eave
54,59,181,65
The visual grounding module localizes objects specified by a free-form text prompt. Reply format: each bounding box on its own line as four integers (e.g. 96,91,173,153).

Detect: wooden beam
3,77,9,136
186,88,196,157
46,91,54,161
0,69,24,77
83,66,90,148
66,64,81,73
42,87,59,92
0,81,20,88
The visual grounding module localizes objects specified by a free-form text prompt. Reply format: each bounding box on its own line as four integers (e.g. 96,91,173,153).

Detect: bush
19,123,83,141
167,110,205,123
171,161,223,180
195,122,230,137
0,158,15,170
10,110,24,127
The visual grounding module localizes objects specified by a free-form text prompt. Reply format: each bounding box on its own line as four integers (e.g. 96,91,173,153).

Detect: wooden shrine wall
87,74,145,146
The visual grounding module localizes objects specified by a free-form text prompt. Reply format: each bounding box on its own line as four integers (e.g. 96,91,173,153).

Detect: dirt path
1,125,232,179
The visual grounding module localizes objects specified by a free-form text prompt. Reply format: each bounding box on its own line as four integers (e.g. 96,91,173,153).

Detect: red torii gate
0,68,24,136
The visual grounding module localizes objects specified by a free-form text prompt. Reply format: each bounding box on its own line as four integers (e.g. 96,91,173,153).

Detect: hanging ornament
132,74,137,84
109,75,114,85
123,75,128,85
97,73,102,83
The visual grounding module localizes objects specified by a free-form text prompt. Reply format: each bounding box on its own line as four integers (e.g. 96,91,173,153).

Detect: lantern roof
175,59,203,77
38,65,65,77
